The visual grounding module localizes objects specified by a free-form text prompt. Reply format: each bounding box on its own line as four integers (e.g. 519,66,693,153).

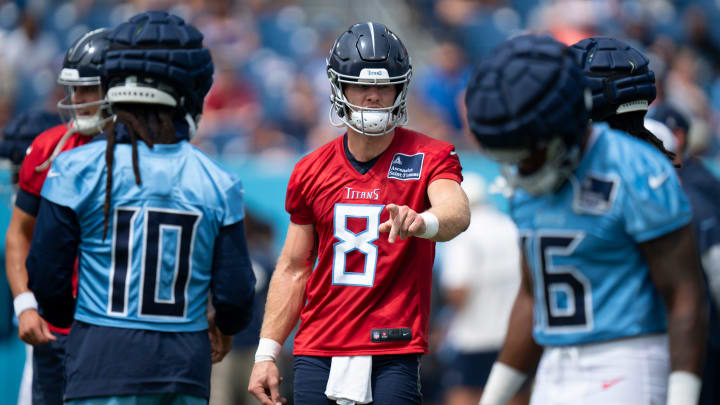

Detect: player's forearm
259,261,310,344
5,220,33,298
496,288,543,373
425,178,470,242
665,283,707,375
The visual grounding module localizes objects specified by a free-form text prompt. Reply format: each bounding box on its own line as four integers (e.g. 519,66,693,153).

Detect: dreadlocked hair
101,104,179,239
604,111,677,163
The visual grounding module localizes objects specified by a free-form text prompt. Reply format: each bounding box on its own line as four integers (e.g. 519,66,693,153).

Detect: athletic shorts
293,354,422,405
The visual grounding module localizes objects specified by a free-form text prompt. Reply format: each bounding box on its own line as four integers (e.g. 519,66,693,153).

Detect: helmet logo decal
628,60,635,73
359,68,389,81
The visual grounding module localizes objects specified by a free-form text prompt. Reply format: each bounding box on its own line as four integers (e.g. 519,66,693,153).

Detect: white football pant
530,334,669,405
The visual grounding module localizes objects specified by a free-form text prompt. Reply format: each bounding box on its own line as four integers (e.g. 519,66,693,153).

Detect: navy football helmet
327,22,412,136
568,37,655,121
57,28,112,135
465,34,590,195
103,11,214,137
0,111,63,166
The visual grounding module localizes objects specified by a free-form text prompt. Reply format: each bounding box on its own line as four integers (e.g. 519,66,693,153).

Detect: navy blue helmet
465,34,590,195
57,28,112,134
103,11,214,126
0,111,62,166
327,22,412,136
568,37,655,122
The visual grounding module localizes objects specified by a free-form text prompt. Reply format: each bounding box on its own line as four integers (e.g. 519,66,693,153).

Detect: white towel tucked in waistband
325,355,373,404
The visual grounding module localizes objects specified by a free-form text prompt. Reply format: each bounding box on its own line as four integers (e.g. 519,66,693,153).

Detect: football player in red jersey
4,28,111,404
248,22,470,405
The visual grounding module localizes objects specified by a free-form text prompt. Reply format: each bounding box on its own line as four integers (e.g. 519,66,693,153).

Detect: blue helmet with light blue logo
327,22,412,136
103,11,214,127
568,37,655,122
465,34,590,195
57,28,112,135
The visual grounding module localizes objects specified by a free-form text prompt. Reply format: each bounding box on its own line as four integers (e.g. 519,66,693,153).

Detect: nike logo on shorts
601,377,624,390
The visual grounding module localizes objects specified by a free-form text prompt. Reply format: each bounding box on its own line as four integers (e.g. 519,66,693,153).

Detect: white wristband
13,292,38,318
666,371,701,405
254,338,282,363
479,362,527,405
418,211,439,239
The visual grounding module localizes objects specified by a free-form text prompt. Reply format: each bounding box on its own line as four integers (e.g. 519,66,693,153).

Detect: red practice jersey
286,127,463,356
19,124,94,195
18,123,92,334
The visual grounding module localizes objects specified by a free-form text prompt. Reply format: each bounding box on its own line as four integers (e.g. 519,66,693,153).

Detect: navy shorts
442,350,498,389
32,332,67,405
293,354,422,405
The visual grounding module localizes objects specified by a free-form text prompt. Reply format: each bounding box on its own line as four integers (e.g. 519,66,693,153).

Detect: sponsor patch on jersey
387,153,424,181
574,174,618,215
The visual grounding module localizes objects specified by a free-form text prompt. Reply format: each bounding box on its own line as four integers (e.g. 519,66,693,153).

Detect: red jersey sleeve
285,160,314,225
18,134,53,196
427,144,463,185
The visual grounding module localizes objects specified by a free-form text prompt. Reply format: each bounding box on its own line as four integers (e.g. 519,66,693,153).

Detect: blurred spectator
416,40,471,134
196,59,261,155
438,172,524,405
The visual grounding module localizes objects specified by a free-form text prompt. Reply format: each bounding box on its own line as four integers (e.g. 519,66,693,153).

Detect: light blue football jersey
41,139,245,332
511,123,692,346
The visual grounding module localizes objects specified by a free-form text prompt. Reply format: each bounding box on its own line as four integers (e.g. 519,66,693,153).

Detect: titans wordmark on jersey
511,124,692,346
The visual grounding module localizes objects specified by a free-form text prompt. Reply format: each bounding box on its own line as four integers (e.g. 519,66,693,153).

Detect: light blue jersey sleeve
221,178,245,227
40,145,102,211
620,147,692,242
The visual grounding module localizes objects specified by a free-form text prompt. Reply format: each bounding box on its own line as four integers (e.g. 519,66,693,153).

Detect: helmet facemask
328,67,411,136
485,135,584,196
57,68,112,135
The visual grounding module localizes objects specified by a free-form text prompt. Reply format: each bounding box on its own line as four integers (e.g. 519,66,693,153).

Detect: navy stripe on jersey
15,188,40,216
64,321,211,399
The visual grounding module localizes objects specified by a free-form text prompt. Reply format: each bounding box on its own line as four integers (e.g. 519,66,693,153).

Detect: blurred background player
0,110,63,405
437,172,525,405
646,104,720,405
4,28,110,405
248,22,470,405
568,36,676,163
465,34,706,405
25,11,256,404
